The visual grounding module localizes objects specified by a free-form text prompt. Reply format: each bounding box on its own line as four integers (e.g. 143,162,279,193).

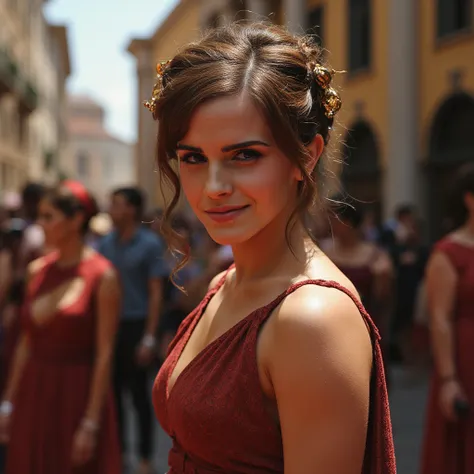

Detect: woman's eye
180,153,207,165
232,149,263,162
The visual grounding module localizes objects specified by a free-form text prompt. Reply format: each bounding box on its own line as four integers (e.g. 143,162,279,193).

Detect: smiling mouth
205,205,249,214
204,205,250,223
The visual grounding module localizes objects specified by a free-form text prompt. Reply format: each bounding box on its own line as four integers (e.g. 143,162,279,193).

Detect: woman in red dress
0,181,121,474
421,163,474,474
149,23,395,473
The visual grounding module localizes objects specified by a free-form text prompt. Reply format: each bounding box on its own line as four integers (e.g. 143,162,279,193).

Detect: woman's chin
205,225,253,247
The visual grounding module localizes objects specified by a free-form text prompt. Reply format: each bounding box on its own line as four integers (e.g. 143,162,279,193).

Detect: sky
44,0,180,143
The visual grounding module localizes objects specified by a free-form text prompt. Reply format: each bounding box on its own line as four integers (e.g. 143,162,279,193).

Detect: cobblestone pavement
124,366,430,474
390,366,430,474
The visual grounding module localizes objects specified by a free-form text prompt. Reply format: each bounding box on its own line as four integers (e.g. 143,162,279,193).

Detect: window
308,6,325,47
437,0,471,38
77,151,89,179
348,0,371,72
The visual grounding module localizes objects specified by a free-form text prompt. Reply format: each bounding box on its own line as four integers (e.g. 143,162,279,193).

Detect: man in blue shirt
99,187,168,474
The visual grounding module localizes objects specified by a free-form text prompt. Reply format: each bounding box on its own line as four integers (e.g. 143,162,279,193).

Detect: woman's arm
266,285,372,473
425,250,464,420
1,259,36,404
0,333,31,443
426,252,457,381
1,334,30,404
82,268,120,426
0,250,12,310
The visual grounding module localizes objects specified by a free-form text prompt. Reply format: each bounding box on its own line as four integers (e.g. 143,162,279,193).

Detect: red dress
6,252,121,474
421,239,474,474
153,272,396,473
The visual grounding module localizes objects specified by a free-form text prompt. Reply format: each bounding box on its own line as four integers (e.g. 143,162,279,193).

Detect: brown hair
44,184,98,235
153,22,340,280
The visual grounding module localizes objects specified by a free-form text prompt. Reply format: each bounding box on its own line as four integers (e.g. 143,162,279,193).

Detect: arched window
427,93,474,239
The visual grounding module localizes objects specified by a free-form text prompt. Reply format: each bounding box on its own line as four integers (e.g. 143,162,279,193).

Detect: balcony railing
0,48,39,114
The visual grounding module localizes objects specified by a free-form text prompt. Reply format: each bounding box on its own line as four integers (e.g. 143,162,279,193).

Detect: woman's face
176,94,305,246
37,198,81,248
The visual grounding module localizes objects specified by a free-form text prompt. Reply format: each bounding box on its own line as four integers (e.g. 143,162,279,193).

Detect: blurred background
1,0,473,473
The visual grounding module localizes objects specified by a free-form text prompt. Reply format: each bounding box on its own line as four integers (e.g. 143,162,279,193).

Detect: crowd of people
0,181,233,474
0,20,473,474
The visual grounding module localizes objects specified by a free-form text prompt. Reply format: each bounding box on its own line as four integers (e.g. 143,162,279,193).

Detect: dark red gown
421,239,474,474
153,270,396,473
5,251,121,474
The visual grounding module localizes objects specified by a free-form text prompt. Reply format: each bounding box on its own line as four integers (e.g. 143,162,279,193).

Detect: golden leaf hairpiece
312,65,343,119
143,60,172,116
143,59,343,120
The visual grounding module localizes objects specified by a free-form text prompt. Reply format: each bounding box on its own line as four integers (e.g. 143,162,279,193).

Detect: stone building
66,95,135,209
0,0,71,195
129,0,474,239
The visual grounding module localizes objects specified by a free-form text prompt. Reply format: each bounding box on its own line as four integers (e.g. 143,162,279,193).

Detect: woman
0,180,121,474
324,203,393,322
421,163,474,474
324,204,393,381
150,23,395,473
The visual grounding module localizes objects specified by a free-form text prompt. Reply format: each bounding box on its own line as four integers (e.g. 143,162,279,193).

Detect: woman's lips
204,205,249,223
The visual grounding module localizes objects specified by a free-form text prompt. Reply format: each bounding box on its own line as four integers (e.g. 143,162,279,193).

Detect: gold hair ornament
143,60,172,116
312,65,343,119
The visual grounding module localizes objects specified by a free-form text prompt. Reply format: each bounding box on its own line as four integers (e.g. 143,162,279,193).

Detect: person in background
18,183,46,272
421,163,474,474
99,187,168,474
324,203,394,384
87,212,113,251
0,180,121,474
379,204,417,251
390,217,429,373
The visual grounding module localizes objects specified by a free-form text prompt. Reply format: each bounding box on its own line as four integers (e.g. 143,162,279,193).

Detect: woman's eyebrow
176,140,270,153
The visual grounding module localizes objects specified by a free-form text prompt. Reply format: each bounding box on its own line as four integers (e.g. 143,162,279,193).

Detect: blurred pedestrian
148,22,395,473
324,203,393,384
0,180,121,474
421,163,474,474
99,187,168,474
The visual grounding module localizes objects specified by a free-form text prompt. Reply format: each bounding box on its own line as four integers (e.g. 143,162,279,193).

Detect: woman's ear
296,134,325,181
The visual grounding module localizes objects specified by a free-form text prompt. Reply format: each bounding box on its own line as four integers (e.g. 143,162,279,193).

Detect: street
123,366,430,474
390,366,430,474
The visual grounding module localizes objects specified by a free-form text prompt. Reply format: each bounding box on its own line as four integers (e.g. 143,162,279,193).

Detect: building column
385,0,418,218
283,0,307,33
135,44,158,211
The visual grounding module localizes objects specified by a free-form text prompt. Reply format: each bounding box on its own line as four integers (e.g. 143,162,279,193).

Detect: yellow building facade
129,0,474,239
0,0,71,196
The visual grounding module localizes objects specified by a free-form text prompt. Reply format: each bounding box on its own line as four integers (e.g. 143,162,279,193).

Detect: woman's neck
56,236,86,267
231,217,313,284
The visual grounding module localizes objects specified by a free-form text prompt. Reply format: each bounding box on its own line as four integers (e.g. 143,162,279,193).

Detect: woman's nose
205,162,232,199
